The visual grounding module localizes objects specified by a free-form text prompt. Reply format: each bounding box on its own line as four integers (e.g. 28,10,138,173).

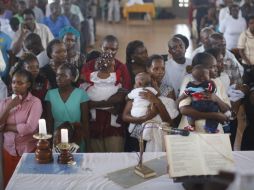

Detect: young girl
81,50,122,127
14,53,48,101
45,64,89,152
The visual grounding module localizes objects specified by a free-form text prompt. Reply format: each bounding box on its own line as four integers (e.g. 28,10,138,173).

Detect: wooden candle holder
33,134,53,164
56,143,75,165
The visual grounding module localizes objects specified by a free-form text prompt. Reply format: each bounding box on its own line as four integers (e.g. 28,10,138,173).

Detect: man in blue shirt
42,2,71,38
0,22,12,82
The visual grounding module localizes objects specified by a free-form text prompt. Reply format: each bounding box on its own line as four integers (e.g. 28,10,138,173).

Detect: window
179,0,189,7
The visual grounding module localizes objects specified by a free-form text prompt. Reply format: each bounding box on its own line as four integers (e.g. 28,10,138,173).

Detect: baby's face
192,69,210,83
134,74,150,88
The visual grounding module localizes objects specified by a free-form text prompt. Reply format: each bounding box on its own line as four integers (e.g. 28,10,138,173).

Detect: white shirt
0,51,6,72
0,18,12,36
224,49,244,76
12,23,54,54
219,6,242,25
219,15,246,50
162,57,192,97
0,78,7,101
86,71,121,101
191,45,205,59
37,50,50,68
128,87,157,117
33,6,45,23
219,72,230,91
238,28,254,65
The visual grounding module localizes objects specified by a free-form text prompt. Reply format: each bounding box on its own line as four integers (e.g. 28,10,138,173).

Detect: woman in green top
45,64,89,152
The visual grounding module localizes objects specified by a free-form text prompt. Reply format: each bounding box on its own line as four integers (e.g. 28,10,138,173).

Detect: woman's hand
203,93,219,102
212,112,229,124
139,89,160,104
7,96,21,111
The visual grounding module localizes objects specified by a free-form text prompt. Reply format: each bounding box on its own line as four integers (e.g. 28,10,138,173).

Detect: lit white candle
61,129,68,143
38,119,47,135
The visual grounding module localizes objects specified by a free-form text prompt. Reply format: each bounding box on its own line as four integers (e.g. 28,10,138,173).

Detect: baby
80,51,121,127
128,72,158,131
178,65,231,133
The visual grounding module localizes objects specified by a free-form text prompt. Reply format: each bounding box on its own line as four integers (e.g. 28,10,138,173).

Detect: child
177,65,231,133
127,72,158,132
12,53,48,101
80,50,121,127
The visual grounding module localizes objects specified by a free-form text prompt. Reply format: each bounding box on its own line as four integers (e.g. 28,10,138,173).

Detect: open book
165,134,234,178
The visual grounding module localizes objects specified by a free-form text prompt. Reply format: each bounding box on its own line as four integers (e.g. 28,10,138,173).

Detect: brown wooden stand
35,139,53,164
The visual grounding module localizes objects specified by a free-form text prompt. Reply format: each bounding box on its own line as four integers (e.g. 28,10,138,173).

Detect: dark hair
102,35,118,44
46,39,63,58
229,4,239,13
24,33,43,54
21,52,38,65
12,69,34,91
58,63,78,83
126,40,145,85
12,53,38,74
23,9,35,17
168,36,184,49
86,50,101,62
146,54,164,68
173,34,189,49
209,32,224,41
192,52,215,67
205,48,222,59
247,15,254,23
9,17,20,31
18,0,26,6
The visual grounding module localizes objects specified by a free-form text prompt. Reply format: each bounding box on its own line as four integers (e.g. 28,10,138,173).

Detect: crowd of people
0,0,254,189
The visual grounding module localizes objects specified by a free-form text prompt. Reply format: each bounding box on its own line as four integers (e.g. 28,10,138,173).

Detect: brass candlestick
33,134,53,164
134,135,157,178
56,143,76,165
134,121,171,178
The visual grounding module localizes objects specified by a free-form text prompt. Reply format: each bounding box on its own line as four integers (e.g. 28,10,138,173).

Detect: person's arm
15,99,42,136
207,93,230,113
176,93,188,108
11,24,29,55
239,48,252,65
122,100,157,124
45,101,54,135
139,89,173,125
88,90,127,109
4,124,17,133
180,105,228,123
200,17,206,31
0,97,21,126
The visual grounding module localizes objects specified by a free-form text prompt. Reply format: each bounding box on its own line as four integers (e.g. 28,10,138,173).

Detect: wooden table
123,3,156,23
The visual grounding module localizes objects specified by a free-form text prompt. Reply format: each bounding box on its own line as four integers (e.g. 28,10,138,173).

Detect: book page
165,134,206,177
165,134,234,178
197,134,234,175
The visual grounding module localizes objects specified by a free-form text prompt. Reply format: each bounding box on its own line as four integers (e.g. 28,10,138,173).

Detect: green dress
45,88,89,151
